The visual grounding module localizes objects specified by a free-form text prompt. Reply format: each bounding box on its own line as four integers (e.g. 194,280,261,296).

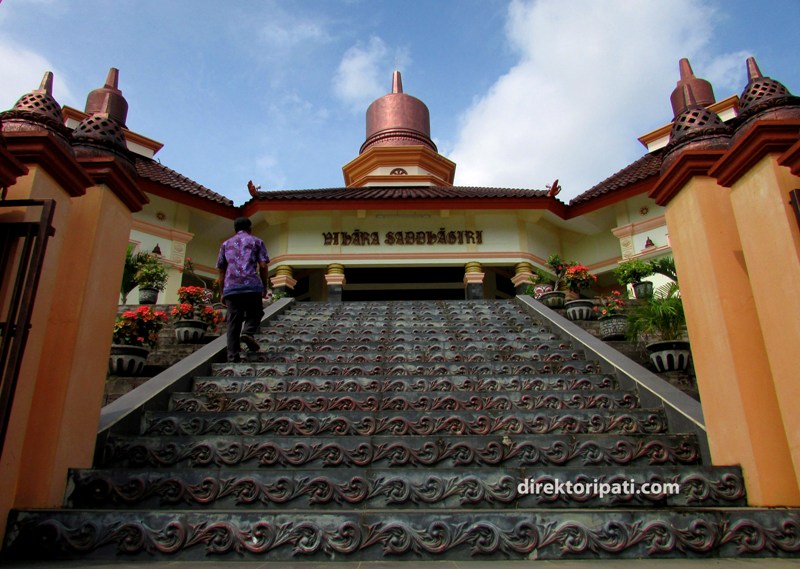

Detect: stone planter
632,281,654,299
108,344,149,376
174,319,209,344
138,287,159,304
599,315,628,340
564,299,595,321
647,340,691,372
538,291,565,309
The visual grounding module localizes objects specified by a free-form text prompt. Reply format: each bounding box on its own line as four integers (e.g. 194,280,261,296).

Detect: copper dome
360,71,436,154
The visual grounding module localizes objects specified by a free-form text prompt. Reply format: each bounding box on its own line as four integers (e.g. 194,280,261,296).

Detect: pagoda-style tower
342,71,456,187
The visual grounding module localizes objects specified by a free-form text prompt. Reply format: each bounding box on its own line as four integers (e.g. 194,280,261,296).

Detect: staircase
4,299,799,562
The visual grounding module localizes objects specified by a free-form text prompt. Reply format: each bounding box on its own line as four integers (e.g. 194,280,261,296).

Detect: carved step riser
101,434,700,469
168,390,640,413
67,466,747,510
142,409,667,437
7,509,798,561
211,361,603,378
192,374,619,394
230,349,585,365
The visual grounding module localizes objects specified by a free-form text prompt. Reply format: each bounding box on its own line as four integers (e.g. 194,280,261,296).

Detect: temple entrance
342,266,464,301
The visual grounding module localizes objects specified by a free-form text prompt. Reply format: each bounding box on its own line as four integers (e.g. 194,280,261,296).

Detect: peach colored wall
0,166,73,539
665,175,799,505
15,183,133,507
727,154,800,491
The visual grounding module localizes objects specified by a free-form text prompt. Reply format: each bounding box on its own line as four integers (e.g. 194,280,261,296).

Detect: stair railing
0,199,56,460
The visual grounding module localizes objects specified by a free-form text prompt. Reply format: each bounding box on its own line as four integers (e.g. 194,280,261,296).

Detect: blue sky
1,0,798,205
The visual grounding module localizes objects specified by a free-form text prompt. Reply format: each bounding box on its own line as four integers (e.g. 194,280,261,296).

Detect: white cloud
333,36,400,112
450,0,741,201
0,39,75,111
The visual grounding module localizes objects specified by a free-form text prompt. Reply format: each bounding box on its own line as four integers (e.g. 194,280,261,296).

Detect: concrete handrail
516,295,709,463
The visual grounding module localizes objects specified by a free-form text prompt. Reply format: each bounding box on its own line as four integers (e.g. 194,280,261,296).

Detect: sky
1,0,798,206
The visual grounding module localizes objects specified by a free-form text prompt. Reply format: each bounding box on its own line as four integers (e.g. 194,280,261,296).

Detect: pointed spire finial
38,71,54,95
84,67,128,126
746,57,763,82
392,70,403,94
678,58,694,80
670,58,715,117
682,84,698,107
105,67,120,90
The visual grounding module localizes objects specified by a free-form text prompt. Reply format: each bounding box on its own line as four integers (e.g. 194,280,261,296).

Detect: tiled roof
135,157,234,206
251,186,549,201
569,151,663,206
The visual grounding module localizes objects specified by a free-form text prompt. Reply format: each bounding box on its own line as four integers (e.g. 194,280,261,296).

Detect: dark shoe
227,355,243,363
240,334,260,352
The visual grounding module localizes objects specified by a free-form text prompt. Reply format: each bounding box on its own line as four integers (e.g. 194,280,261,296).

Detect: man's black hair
234,217,252,232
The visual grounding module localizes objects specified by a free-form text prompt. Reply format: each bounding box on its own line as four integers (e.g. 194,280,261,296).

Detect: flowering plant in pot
594,290,628,339
112,306,168,348
109,306,167,375
563,264,597,293
170,303,223,330
177,286,212,305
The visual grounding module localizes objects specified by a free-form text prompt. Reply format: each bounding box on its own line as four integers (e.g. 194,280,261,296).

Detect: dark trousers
225,292,264,361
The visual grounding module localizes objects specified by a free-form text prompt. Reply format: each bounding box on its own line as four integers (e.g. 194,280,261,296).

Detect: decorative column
0,72,94,539
325,263,346,302
463,261,484,300
270,265,297,296
707,58,800,494
7,69,150,514
511,262,535,295
649,60,800,505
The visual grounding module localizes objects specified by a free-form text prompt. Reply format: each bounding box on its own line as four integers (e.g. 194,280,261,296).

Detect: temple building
2,54,800,553
34,66,698,303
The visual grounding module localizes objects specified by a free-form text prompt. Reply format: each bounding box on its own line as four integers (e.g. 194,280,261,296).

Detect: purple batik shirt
216,231,269,296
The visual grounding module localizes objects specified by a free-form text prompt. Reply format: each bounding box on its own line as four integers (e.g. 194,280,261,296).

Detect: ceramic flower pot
538,290,565,308
599,315,628,340
632,281,654,299
532,284,553,299
564,299,595,321
647,340,691,372
138,287,159,304
108,344,149,376
174,319,209,344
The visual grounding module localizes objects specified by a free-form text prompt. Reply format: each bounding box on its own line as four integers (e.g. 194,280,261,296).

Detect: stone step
239,348,585,365
8,508,797,561
142,408,667,437
167,389,640,413
192,373,619,394
99,433,700,469
251,339,575,354
67,465,746,510
210,359,603,378
251,330,562,343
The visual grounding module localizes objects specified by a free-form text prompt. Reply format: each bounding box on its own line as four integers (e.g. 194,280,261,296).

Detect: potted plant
523,269,556,299
594,290,628,339
626,283,691,372
180,257,216,303
538,254,574,308
109,306,168,376
120,245,150,304
614,258,655,299
170,301,223,344
134,254,168,304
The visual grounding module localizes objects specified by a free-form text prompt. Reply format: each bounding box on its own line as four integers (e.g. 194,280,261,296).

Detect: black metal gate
0,199,55,459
